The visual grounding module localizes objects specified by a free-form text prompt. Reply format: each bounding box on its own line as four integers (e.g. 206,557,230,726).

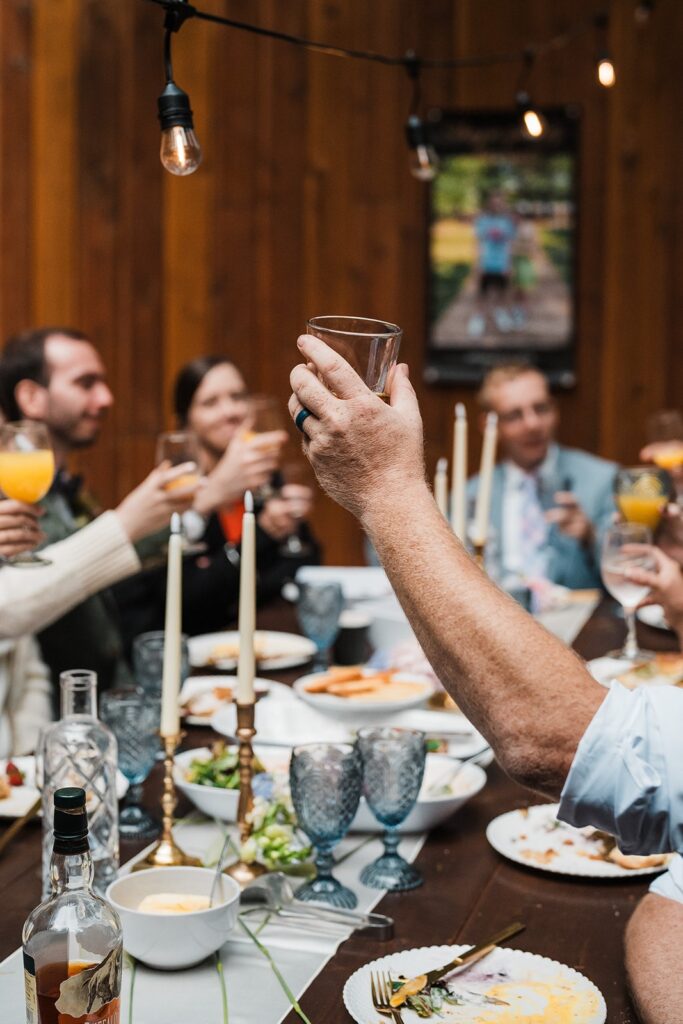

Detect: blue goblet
357,728,426,891
289,743,363,908
296,582,344,670
100,689,160,840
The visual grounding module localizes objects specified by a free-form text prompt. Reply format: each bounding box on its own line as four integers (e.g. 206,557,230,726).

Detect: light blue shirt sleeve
649,853,683,903
558,682,683,855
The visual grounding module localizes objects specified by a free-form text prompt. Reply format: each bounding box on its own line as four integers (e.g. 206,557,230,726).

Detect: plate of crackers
294,666,434,716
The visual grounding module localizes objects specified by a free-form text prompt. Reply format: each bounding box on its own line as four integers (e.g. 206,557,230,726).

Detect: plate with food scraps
293,667,434,716
486,803,672,879
0,757,128,819
636,603,672,631
587,653,683,689
187,630,317,671
179,676,291,725
343,943,606,1024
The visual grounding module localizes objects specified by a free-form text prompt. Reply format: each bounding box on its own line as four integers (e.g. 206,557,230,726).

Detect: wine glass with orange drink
0,421,55,566
155,431,204,553
614,467,672,531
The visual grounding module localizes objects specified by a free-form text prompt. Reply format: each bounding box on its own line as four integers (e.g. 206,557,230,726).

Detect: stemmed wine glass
100,689,160,840
296,582,344,670
155,430,204,553
645,410,683,504
614,467,672,532
0,421,55,567
289,742,363,908
600,523,656,662
357,728,426,891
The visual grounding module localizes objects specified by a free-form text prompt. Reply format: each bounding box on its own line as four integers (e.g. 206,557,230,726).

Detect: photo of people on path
430,152,574,351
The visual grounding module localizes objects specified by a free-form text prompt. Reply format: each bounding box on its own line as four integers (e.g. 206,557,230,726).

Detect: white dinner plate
586,656,630,688
293,670,434,717
187,630,316,671
0,757,128,819
486,803,671,879
179,675,279,725
211,692,489,759
343,943,606,1024
636,603,671,631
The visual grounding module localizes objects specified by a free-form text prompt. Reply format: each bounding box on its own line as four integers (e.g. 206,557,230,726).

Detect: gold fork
370,970,403,1023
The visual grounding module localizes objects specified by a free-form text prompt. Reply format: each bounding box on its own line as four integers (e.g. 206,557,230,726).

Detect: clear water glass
357,728,426,891
289,743,363,908
100,689,160,840
296,582,344,669
600,522,655,662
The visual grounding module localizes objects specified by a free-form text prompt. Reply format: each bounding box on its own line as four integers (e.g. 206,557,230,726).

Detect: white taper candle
236,490,256,704
451,403,468,540
434,458,449,517
472,412,498,547
160,513,183,737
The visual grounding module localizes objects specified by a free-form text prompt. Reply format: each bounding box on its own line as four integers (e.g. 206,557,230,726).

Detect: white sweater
0,511,140,756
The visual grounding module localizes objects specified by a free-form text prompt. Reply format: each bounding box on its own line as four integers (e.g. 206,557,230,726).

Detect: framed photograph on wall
424,108,579,388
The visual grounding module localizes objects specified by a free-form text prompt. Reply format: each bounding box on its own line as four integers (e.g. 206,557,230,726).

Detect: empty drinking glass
132,631,190,697
357,728,426,891
100,689,160,840
600,523,655,662
296,582,344,670
289,743,363,908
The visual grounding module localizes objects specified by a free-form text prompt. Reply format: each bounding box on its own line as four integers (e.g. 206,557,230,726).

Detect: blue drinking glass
357,728,426,891
100,689,160,840
289,743,363,908
296,582,344,670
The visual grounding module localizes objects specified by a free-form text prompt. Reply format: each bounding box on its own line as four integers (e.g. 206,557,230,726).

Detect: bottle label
23,950,38,1024
54,944,122,1023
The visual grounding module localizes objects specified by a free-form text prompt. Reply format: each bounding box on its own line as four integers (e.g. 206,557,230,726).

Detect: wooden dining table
0,596,677,1023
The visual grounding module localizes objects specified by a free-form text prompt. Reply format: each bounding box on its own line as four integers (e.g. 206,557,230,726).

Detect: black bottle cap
53,787,89,854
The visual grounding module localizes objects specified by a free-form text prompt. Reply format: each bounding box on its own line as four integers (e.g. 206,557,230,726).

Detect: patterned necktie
518,472,549,580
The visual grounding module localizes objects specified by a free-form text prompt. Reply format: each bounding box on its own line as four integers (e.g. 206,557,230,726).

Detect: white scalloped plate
343,944,606,1023
486,803,671,879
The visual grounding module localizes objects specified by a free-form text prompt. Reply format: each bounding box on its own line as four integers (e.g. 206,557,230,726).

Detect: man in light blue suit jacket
467,364,617,590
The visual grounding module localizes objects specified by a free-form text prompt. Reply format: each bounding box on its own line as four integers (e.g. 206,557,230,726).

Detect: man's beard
50,423,101,451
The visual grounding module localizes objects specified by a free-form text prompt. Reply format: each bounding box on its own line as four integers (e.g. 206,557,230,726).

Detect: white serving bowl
107,867,240,969
293,670,434,718
174,746,289,822
351,754,486,833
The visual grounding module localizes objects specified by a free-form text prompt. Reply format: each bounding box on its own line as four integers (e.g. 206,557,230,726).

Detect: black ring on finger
295,407,313,433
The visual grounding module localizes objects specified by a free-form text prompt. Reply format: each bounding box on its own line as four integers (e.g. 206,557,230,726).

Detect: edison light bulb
410,143,439,182
522,108,545,139
597,58,616,88
160,125,202,176
157,80,202,177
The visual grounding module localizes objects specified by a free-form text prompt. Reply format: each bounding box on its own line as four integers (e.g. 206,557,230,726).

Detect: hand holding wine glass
0,421,55,566
600,523,656,662
0,500,45,558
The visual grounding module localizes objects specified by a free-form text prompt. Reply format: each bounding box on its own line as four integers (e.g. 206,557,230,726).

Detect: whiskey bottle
22,787,123,1024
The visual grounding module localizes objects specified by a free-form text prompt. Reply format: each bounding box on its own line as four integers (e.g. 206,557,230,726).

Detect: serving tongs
240,872,394,939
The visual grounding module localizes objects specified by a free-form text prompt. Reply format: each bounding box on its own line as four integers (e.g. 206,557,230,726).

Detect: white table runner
0,817,426,1023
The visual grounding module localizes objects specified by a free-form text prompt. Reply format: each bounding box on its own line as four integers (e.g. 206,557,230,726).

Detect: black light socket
158,81,195,131
405,114,427,149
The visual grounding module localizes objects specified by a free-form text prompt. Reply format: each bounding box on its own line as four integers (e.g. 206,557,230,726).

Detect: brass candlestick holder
133,732,201,870
224,701,267,887
473,539,486,570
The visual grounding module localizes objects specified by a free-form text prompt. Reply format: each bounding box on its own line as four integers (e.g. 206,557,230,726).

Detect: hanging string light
515,50,546,139
158,0,202,175
404,54,439,182
595,13,616,88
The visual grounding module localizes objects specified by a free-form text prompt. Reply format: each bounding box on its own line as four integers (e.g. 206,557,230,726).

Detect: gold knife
0,795,42,857
390,921,525,1007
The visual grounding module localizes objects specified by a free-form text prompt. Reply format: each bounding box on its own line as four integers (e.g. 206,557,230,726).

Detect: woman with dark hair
114,357,320,644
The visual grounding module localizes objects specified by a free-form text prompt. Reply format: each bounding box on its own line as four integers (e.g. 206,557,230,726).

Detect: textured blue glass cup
100,689,160,840
289,743,363,908
357,728,426,891
296,582,344,670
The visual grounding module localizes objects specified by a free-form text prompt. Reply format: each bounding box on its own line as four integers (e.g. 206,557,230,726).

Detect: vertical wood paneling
0,0,681,564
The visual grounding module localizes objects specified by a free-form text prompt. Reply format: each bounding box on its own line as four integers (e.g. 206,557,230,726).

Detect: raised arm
289,335,604,797
626,893,683,1024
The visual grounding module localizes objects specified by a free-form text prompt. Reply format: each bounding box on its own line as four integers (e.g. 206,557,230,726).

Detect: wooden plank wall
0,0,681,565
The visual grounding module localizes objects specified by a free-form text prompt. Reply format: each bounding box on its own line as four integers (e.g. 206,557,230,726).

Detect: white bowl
106,867,240,969
293,670,434,718
351,754,486,833
174,746,289,822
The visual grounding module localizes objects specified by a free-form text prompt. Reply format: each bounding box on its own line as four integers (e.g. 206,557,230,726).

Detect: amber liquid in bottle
35,960,120,1024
